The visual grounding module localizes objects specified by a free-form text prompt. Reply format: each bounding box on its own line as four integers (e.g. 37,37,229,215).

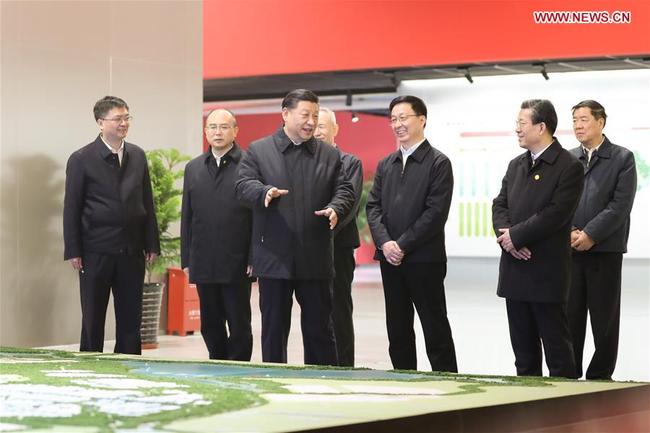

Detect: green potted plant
141,148,191,349
355,176,377,264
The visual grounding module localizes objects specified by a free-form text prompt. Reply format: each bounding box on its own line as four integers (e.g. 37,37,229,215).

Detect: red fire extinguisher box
166,267,201,336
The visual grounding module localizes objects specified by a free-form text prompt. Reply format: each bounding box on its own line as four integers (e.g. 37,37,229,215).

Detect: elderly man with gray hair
315,107,363,367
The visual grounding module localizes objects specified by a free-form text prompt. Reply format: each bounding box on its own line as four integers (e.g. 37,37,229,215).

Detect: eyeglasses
102,115,133,123
389,114,420,125
206,124,233,132
515,120,529,128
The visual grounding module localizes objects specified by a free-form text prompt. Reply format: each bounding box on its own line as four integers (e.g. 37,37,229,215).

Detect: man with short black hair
568,100,636,380
367,95,458,372
315,107,363,367
181,108,253,361
236,89,355,366
64,95,160,354
493,99,583,378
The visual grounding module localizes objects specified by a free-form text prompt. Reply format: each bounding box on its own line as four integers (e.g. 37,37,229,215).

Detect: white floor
46,259,650,382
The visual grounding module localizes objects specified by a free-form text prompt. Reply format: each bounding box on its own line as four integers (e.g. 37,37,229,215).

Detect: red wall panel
204,0,650,79
231,113,282,150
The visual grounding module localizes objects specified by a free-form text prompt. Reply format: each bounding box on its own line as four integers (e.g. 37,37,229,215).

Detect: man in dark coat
492,99,583,378
181,109,253,361
568,100,637,380
314,107,363,367
366,95,457,372
63,96,160,354
236,89,355,366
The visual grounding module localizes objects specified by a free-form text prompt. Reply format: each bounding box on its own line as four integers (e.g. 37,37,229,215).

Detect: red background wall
204,0,650,79
202,0,650,263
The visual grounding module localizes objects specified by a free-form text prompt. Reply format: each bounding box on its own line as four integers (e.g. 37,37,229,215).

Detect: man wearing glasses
492,99,583,378
366,95,458,372
63,96,160,354
181,109,253,361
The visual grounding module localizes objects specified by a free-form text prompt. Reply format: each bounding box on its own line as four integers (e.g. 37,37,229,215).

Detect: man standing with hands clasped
493,99,583,378
236,89,354,366
366,95,457,372
567,100,636,380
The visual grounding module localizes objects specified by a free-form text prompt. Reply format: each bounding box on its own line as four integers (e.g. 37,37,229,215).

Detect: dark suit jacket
333,149,363,250
570,136,636,254
366,140,453,263
492,139,583,303
63,136,160,259
235,127,355,280
181,145,252,284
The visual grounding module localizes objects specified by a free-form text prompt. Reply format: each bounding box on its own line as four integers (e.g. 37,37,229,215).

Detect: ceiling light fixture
540,64,550,80
345,90,353,106
463,68,473,84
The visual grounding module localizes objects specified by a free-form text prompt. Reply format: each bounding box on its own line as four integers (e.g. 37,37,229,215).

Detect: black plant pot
141,282,164,349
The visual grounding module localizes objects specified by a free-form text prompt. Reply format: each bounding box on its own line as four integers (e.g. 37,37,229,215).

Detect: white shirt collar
100,135,124,164
211,144,233,166
400,138,426,158
581,136,605,154
400,138,426,167
100,135,124,152
531,141,553,161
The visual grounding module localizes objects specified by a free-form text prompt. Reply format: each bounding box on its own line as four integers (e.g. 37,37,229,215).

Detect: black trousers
79,252,145,354
332,247,356,367
258,278,337,366
196,280,253,361
506,299,577,378
568,252,622,379
379,261,457,372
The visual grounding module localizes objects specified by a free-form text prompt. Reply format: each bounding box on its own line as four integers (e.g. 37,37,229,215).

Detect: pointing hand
265,187,289,207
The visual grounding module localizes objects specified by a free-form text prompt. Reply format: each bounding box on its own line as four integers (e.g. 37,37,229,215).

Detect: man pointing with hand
265,172,337,229
236,89,354,365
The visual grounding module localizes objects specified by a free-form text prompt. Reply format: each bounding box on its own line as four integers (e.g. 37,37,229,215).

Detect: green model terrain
0,347,644,433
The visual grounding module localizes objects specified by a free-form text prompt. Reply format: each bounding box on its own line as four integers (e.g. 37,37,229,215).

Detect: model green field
0,347,644,433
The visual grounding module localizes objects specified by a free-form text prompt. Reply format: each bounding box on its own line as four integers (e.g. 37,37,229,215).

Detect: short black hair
521,99,557,135
94,96,129,121
389,95,428,118
281,89,319,110
572,100,607,127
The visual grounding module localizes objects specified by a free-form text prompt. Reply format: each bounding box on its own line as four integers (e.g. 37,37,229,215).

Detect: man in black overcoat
236,89,355,366
492,99,583,378
181,109,253,361
63,96,160,354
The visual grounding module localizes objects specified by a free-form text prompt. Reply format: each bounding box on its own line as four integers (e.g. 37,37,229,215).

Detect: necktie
587,149,597,166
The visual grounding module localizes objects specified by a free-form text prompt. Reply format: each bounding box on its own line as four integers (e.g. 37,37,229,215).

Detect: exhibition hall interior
1,1,649,432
